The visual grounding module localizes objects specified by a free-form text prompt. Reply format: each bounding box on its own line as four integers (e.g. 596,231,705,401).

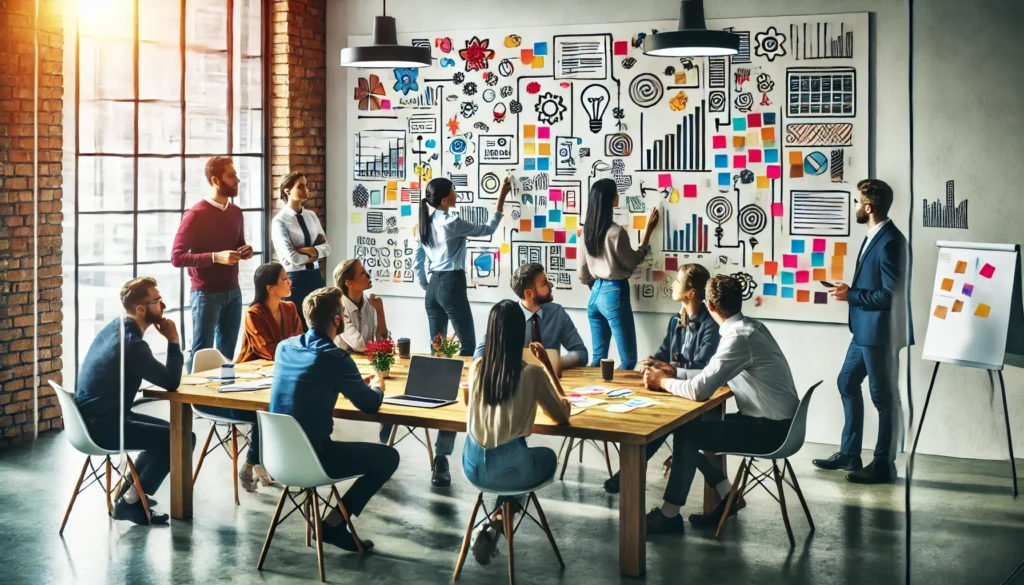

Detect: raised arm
414,239,428,289
609,226,649,272
129,340,184,392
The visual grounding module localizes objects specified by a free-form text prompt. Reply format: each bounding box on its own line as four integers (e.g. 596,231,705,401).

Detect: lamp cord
904,0,916,582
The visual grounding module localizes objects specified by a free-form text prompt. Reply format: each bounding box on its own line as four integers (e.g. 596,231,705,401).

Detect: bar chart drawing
354,130,407,180
639,104,707,172
662,208,710,253
923,180,968,229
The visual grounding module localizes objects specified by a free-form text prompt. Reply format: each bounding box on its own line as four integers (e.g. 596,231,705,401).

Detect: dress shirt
335,294,382,353
472,301,588,368
414,208,503,287
663,314,799,421
206,197,228,211
272,207,331,272
857,218,890,265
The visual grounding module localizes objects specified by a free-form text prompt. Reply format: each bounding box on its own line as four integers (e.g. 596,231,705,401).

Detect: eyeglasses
145,297,163,305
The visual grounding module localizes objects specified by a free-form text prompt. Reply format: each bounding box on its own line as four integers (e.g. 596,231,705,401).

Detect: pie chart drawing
804,151,828,176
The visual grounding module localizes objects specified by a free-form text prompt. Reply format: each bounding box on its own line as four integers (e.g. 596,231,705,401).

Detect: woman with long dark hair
413,175,510,487
577,178,659,370
272,171,330,331
462,300,570,565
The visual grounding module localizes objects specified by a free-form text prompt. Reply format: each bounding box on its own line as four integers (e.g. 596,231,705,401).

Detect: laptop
522,348,562,378
382,355,464,408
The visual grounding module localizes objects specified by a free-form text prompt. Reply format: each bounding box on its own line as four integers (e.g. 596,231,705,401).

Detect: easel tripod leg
997,370,1018,498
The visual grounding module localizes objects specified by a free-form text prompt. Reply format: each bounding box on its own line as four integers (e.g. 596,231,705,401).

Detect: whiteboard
345,14,870,323
922,241,1024,370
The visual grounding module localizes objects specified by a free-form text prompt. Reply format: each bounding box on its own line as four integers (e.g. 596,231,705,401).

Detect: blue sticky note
534,42,548,56
782,271,795,285
812,252,825,267
548,209,562,223
538,157,550,171
791,240,805,254
569,233,577,244
524,158,536,171
763,283,778,296
534,215,547,228
401,205,412,217
715,154,729,169
781,287,795,299
733,117,747,131
718,172,731,187
764,112,776,125
765,149,779,164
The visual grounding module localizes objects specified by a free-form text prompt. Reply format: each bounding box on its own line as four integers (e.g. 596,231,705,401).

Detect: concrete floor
1,404,1021,585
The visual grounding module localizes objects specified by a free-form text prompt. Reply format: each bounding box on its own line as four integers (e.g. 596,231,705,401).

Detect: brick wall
0,0,65,446
269,0,328,227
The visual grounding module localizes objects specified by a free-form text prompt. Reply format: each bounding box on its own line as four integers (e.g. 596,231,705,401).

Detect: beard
219,181,239,198
855,208,869,224
534,291,554,305
143,306,164,325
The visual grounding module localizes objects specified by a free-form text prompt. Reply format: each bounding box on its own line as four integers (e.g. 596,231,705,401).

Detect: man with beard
75,277,195,525
473,262,588,368
171,157,253,372
813,179,913,484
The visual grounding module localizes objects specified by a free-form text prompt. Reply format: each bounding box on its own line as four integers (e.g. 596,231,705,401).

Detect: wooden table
144,356,732,577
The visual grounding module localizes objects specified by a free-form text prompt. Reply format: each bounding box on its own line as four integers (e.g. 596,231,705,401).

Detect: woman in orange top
237,262,304,362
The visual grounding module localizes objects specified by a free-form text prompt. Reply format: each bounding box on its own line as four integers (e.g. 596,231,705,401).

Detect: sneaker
112,498,169,526
238,468,257,493
645,508,684,535
253,465,281,488
431,456,451,487
603,473,621,494
321,521,374,552
688,497,741,527
472,521,502,565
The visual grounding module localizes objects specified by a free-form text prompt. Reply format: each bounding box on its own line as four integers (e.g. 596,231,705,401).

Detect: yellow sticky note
975,303,991,318
500,243,511,254
733,135,745,148
788,151,803,165
756,176,770,189
940,278,954,292
524,125,536,139
746,130,759,147
539,143,551,156
835,242,848,256
386,181,398,190
952,299,964,313
761,127,776,141
933,305,948,320
831,255,844,280
524,143,536,155
542,228,555,242
752,252,764,266
385,190,398,201
351,213,362,223
532,55,545,69
955,260,967,274
633,216,647,229
566,216,577,230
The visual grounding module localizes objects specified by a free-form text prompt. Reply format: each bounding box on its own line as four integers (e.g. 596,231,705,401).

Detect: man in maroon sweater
171,157,254,372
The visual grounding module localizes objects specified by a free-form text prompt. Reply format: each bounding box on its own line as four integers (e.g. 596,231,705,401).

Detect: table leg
703,402,726,514
170,402,194,519
619,443,646,577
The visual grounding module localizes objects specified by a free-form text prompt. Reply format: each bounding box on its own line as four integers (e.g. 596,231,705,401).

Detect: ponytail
420,178,453,247
279,171,305,202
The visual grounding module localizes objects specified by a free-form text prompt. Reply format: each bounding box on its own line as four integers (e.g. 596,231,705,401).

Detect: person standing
171,156,252,371
813,179,913,484
577,178,659,370
272,171,330,331
413,175,511,488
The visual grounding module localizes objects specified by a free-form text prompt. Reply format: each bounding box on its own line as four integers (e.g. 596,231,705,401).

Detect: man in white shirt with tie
642,275,799,536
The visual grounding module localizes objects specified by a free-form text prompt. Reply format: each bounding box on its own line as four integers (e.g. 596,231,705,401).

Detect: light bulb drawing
580,84,610,134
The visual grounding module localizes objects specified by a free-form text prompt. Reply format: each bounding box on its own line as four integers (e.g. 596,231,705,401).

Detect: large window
62,0,266,387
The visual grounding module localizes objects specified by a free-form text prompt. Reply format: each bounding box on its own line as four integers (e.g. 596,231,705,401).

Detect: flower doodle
534,92,567,125
459,36,496,72
754,27,787,62
392,68,419,96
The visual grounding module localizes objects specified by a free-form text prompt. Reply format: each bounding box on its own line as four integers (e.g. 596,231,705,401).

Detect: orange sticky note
523,143,536,155
940,278,954,292
788,151,804,165
756,176,770,189
385,190,398,201
975,303,991,318
933,305,948,319
542,228,555,242
813,268,827,281
954,260,967,274
835,242,848,256
797,290,811,303
386,181,398,190
764,261,779,276
520,219,532,232
952,299,964,313
733,135,746,148
523,125,536,139
752,252,764,266
761,127,776,141
538,143,551,156
633,216,647,229
520,49,534,65
531,55,545,69
831,255,844,280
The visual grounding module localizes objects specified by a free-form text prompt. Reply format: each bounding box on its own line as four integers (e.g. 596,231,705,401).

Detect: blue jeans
587,279,637,370
188,288,243,372
462,435,557,509
838,342,901,464
286,269,325,331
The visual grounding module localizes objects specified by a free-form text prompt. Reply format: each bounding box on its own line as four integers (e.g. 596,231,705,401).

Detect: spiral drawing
708,90,726,113
628,73,663,108
734,92,754,113
738,203,767,235
706,197,734,225
480,172,500,194
605,133,633,157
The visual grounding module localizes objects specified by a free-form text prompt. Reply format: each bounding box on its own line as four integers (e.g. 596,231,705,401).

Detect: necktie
295,212,314,271
531,314,541,344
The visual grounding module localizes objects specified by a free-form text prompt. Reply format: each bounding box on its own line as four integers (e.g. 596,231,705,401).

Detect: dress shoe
603,473,621,494
846,460,897,484
112,498,169,526
688,495,744,527
321,521,374,552
812,452,863,471
646,508,684,535
431,455,451,487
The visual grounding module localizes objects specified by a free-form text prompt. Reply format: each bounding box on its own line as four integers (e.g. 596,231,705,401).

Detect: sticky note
767,165,782,179
386,180,398,190
533,42,548,56
499,243,512,255
771,202,783,217
955,260,967,274
975,303,991,318
980,263,996,278
813,238,827,253
520,49,534,64
835,242,848,256
782,272,795,285
665,257,679,271
797,290,811,303
548,209,562,223
523,125,536,139
933,305,948,320
534,215,547,228
963,283,974,297
537,126,551,139
749,149,762,163
764,261,779,276
764,112,777,125
684,184,697,198
733,117,747,131
614,40,628,55
401,205,412,217
351,213,362,223
718,172,731,187
549,188,563,202
713,135,727,149
566,216,577,230
761,127,776,141
763,283,778,296
746,130,760,146
370,190,382,205
524,158,536,171
752,252,764,266
789,151,804,165
796,270,810,284
791,240,806,254
790,164,804,179
658,173,673,188
813,268,827,281
537,158,550,171
734,155,747,169
814,291,828,304
538,143,551,156
831,255,844,280
747,113,762,128
381,99,391,110
542,228,555,242
524,143,536,155
531,55,545,69
519,219,532,232
385,190,398,201
566,247,577,259
554,230,567,243
782,287,795,299
733,135,746,149
812,252,825,267
952,299,964,313
715,155,729,169
765,149,779,164
940,278,954,292
756,176,770,189
633,216,647,229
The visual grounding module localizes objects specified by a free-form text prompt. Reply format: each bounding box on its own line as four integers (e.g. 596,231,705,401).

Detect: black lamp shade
340,15,432,68
644,0,739,57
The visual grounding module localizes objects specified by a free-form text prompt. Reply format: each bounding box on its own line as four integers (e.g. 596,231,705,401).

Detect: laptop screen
405,356,464,400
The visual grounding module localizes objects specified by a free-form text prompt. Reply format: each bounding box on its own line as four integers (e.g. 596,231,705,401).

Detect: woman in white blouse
332,258,389,352
271,172,330,329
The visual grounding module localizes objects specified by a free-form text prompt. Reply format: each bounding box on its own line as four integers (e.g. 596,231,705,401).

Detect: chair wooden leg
387,425,398,446
111,458,127,502
312,489,326,582
192,425,216,485
772,460,795,548
257,487,290,570
529,492,564,568
104,457,113,514
716,458,748,538
578,439,584,463
304,492,312,548
124,456,152,524
59,457,91,535
784,459,814,532
424,428,435,470
503,500,515,585
231,425,240,505
558,439,574,480
332,486,366,554
453,492,483,580
602,441,614,478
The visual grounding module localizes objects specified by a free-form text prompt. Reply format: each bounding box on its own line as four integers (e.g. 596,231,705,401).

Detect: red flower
459,37,494,72
354,74,386,111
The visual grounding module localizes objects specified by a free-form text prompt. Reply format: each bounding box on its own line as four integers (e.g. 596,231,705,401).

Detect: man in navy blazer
813,179,913,484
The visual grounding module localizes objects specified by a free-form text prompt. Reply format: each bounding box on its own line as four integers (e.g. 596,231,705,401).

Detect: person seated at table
74,277,195,525
464,300,572,565
603,263,720,494
270,286,400,552
472,262,588,368
641,275,799,535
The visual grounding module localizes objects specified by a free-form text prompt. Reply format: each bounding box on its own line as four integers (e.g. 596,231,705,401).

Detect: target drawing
708,90,726,112
604,133,633,157
706,197,734,225
629,73,664,108
738,203,768,235
480,172,501,195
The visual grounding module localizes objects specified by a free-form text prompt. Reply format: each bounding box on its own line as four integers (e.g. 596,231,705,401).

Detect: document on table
218,379,273,393
605,397,661,413
207,372,265,382
569,386,608,395
568,396,607,408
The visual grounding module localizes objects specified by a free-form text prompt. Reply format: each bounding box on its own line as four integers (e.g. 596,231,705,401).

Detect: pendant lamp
644,0,740,57
340,1,431,68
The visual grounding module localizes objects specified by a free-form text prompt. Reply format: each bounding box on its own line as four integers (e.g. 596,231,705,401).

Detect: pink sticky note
813,238,826,253
747,113,762,128
771,202,783,217
796,270,810,283
381,99,392,110
783,254,798,269
713,135,727,149
537,126,551,139
549,188,563,202
767,164,782,179
665,257,679,271
733,155,747,169
748,149,762,163
614,40,628,55
554,230,567,244
980,263,996,278
683,184,697,198
658,173,672,188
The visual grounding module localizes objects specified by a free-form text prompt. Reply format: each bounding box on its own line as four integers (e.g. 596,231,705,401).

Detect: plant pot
374,369,390,379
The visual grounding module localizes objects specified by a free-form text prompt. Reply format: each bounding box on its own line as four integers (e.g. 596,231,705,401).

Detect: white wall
326,0,1023,461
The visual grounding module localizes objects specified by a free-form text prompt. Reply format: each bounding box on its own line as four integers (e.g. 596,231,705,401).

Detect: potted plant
431,333,461,359
365,338,396,379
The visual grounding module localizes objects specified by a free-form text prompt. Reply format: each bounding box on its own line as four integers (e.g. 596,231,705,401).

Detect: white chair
556,438,615,479
453,477,564,585
256,411,367,583
51,380,153,533
715,382,822,547
189,348,254,505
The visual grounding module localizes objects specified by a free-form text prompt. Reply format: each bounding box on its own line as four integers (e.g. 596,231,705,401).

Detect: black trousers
664,413,791,507
88,412,197,497
316,440,400,517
